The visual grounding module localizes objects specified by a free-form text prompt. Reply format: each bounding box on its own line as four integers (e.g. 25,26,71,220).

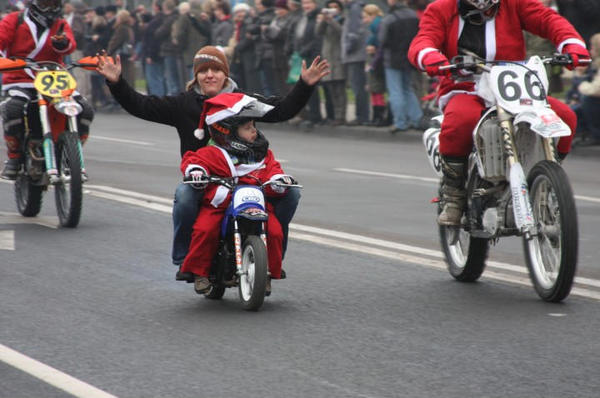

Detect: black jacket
107,77,315,157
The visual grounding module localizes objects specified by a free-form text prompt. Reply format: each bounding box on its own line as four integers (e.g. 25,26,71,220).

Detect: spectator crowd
2,0,600,139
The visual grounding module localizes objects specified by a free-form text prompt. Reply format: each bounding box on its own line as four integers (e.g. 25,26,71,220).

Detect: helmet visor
34,0,62,12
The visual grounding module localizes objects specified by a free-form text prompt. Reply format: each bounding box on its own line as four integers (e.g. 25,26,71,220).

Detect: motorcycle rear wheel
15,172,43,217
440,225,489,282
239,235,268,311
55,133,82,228
524,161,577,302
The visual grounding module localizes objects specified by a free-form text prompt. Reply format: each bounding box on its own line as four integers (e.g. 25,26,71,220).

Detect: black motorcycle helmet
459,0,499,25
29,0,63,29
209,116,269,163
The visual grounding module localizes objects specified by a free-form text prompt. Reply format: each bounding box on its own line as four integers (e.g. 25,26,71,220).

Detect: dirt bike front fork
497,107,535,239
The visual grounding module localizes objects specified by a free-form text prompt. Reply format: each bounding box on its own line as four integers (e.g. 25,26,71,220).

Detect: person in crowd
100,4,117,49
362,3,387,127
180,93,291,294
212,0,234,47
380,0,421,133
107,10,135,85
0,0,94,179
291,0,323,129
341,0,369,125
254,0,277,97
173,0,211,81
556,0,600,46
155,0,181,94
316,0,347,126
66,1,91,99
142,0,166,95
408,0,590,226
85,6,112,108
572,33,600,146
264,0,294,95
95,45,330,277
231,3,260,93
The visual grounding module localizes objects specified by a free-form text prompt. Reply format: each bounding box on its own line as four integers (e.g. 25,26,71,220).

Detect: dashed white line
90,135,154,146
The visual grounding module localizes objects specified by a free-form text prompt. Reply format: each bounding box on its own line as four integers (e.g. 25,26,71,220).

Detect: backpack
385,7,419,70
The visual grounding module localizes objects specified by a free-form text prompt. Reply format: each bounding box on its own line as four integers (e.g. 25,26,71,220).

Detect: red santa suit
180,145,287,279
0,10,76,90
408,0,586,157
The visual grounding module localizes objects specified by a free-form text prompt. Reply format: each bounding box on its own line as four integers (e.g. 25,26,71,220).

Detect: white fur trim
557,38,587,53
485,18,496,61
2,82,36,90
211,185,229,208
417,48,440,70
437,89,478,112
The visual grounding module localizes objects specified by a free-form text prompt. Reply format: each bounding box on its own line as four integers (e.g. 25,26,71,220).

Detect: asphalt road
1,113,600,398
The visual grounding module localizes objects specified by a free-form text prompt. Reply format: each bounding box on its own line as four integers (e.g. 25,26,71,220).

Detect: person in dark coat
95,45,330,275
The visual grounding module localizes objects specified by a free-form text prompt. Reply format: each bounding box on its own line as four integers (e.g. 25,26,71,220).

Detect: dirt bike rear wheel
524,161,578,302
15,172,43,217
440,225,489,282
55,133,82,228
239,235,268,311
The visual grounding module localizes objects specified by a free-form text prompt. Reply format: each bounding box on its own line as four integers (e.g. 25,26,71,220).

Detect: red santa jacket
408,0,585,107
0,10,76,90
181,146,287,209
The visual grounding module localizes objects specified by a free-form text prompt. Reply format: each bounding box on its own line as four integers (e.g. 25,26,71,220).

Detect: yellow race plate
33,70,77,98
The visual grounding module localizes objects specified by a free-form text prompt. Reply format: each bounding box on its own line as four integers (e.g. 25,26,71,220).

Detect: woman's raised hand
300,56,331,86
96,50,121,83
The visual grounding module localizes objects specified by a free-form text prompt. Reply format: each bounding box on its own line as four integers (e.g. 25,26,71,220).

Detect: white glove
184,165,207,189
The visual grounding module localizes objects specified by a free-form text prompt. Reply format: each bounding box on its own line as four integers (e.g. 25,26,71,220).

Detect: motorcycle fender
514,109,570,138
232,186,265,216
422,127,442,177
509,163,535,230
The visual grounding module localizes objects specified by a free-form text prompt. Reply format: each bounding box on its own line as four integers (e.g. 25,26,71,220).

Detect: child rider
179,93,296,296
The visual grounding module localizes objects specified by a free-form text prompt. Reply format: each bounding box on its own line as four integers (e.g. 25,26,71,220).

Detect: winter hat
199,93,274,129
275,0,289,9
192,46,230,77
232,2,251,14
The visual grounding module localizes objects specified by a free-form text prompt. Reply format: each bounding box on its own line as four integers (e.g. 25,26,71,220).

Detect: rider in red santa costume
408,0,591,225
0,0,93,179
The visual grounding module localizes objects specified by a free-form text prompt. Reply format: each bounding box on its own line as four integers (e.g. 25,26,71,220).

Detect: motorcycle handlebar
183,175,303,190
440,53,586,74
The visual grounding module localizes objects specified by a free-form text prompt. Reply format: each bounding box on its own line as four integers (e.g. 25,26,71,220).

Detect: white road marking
0,211,58,229
89,135,154,146
334,167,600,205
0,230,15,250
0,344,118,398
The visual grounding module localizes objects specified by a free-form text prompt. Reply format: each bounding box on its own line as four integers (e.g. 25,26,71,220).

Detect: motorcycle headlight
55,100,82,116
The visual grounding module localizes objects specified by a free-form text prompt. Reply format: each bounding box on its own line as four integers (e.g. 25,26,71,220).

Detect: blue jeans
345,62,369,123
145,60,165,96
385,67,423,129
163,55,182,95
171,183,301,265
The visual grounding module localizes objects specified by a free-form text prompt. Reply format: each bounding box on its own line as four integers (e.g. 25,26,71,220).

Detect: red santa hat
198,93,275,133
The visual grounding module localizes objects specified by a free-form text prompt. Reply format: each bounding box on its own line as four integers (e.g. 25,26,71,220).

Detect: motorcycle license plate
34,70,77,98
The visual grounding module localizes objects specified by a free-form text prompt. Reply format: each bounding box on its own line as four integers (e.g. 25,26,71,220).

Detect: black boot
1,158,21,180
438,156,467,226
373,105,387,126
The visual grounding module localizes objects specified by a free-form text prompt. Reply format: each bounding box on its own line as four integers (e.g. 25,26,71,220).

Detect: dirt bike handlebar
439,53,588,74
0,56,108,73
183,175,303,190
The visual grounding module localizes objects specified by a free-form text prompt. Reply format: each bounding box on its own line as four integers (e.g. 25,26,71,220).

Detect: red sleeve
408,0,449,70
519,0,586,51
0,13,19,57
181,146,231,177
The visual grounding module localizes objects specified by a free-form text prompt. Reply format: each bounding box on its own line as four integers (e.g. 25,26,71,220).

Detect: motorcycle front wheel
55,133,82,228
524,161,578,302
239,235,268,311
15,171,43,217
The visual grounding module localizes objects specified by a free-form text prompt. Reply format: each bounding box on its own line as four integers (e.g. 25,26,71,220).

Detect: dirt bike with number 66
423,54,586,302
0,56,106,227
